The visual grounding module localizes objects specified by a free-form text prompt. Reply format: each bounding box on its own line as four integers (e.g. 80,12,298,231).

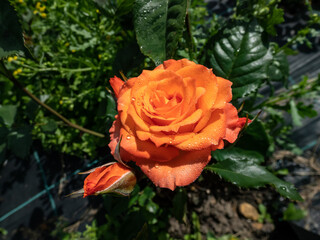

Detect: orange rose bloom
109,59,248,190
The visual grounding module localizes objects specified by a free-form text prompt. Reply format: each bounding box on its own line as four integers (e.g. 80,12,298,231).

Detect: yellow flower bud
13,68,22,76
8,57,13,62
41,13,47,18
39,6,46,12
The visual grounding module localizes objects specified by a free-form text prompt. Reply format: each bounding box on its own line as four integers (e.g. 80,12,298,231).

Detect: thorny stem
0,60,105,138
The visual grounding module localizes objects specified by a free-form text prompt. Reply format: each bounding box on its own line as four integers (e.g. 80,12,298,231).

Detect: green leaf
41,119,58,133
258,204,272,223
116,0,135,17
212,147,264,164
172,188,187,222
236,119,270,155
134,0,188,65
283,203,307,221
0,142,6,165
289,100,302,127
133,223,148,240
0,105,17,127
0,1,27,58
106,94,117,118
113,42,145,74
267,45,289,83
7,126,32,159
205,20,272,98
263,8,284,36
206,157,303,201
138,186,155,206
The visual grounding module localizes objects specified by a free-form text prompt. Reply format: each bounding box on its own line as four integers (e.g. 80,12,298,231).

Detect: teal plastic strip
0,153,99,223
33,151,57,215
301,140,318,151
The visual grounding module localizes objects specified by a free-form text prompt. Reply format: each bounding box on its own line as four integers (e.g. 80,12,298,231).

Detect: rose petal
213,77,233,109
175,109,226,151
176,65,218,112
150,109,202,133
109,76,125,99
136,149,211,190
155,58,196,71
136,130,195,147
109,117,180,162
224,103,250,143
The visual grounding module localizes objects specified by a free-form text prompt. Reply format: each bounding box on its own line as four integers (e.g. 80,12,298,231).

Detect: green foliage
258,204,273,223
0,104,17,127
206,233,242,240
0,227,8,236
0,1,28,58
172,188,187,222
236,119,271,155
134,0,188,65
52,220,98,240
283,203,307,221
209,148,302,201
184,212,202,240
204,20,272,98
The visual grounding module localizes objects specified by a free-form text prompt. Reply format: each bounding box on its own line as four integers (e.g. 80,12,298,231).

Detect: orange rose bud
83,162,136,198
108,59,251,191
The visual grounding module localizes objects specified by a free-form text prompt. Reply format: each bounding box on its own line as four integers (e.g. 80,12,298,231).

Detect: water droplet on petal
155,164,159,169
131,97,136,102
126,135,131,140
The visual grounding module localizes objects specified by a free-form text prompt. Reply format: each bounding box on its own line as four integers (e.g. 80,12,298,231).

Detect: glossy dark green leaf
205,20,272,98
236,119,270,155
0,105,17,127
0,1,26,58
206,158,302,201
212,147,264,164
7,126,32,159
134,0,187,65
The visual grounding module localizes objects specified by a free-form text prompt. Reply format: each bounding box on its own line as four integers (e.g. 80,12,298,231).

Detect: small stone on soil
239,202,260,221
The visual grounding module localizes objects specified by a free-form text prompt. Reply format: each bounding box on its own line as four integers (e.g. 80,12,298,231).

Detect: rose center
149,90,182,110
